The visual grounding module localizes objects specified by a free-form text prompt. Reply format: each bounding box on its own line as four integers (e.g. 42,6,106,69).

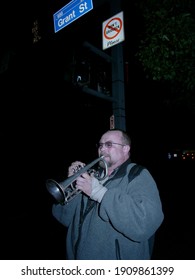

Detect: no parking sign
102,11,125,50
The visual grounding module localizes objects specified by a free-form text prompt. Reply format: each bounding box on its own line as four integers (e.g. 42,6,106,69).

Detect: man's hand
68,161,85,177
75,172,93,196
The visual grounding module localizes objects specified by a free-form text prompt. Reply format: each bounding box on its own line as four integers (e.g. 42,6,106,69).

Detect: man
52,129,164,259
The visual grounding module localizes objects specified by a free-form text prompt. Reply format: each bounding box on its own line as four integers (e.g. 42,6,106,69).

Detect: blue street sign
53,0,93,33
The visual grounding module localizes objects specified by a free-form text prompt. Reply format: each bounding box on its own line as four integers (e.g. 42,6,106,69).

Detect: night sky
1,0,194,148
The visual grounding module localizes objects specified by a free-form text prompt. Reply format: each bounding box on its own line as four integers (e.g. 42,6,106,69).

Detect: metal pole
110,0,126,130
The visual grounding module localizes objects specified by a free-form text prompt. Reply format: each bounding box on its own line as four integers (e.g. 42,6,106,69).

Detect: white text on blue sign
53,0,93,33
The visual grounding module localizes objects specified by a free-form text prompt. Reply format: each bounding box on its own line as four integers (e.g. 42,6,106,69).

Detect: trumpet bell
46,179,66,204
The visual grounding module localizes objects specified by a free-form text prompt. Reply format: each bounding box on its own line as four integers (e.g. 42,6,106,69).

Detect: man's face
97,131,130,169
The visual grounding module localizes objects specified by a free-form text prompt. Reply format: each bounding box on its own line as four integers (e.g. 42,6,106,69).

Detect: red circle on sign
104,17,122,40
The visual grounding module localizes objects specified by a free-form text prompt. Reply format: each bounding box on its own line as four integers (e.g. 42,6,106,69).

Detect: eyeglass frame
96,141,126,149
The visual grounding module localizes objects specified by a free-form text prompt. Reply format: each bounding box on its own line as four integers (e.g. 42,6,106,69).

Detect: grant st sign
53,0,93,33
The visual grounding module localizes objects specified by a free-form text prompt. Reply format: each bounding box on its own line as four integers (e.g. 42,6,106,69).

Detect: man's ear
124,145,130,154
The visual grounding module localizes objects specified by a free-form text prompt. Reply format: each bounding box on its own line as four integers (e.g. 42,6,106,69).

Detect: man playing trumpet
51,129,164,260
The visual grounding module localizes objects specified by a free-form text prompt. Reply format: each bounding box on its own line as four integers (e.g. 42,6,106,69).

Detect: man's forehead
101,131,121,140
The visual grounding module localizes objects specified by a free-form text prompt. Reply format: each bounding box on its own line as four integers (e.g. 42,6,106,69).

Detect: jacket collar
112,158,132,178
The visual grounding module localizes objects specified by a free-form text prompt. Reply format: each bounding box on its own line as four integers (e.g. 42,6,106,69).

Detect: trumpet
46,156,108,204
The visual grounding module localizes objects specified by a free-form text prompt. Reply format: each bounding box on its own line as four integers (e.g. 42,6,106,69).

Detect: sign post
53,0,93,33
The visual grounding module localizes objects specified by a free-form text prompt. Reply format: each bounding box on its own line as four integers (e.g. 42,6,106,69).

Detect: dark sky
1,0,194,158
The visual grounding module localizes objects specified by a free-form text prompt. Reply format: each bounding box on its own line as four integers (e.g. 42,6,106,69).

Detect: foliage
135,0,195,112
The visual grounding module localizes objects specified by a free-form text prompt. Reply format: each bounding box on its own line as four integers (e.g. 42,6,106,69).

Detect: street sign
102,11,125,50
53,0,93,33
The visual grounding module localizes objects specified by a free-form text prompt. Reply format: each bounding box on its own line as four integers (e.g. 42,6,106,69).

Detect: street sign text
53,0,93,33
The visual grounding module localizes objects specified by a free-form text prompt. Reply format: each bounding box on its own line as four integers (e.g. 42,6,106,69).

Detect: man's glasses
96,141,126,149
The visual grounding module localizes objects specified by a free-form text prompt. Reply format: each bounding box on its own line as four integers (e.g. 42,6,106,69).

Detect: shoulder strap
128,164,145,183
